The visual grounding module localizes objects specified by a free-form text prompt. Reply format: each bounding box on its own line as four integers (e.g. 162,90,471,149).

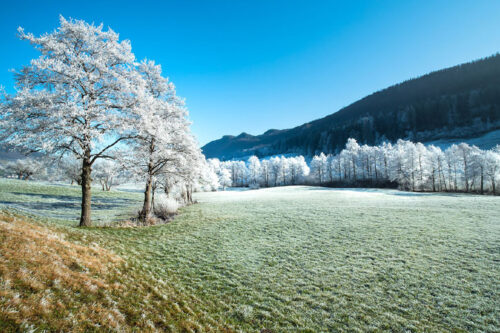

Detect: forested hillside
203,54,500,159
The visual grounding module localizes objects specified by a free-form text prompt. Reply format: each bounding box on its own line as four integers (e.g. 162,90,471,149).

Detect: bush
153,195,180,220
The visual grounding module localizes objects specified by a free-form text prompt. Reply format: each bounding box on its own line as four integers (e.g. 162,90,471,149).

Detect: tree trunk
140,174,153,221
151,189,155,211
186,184,193,204
432,172,436,192
79,158,92,227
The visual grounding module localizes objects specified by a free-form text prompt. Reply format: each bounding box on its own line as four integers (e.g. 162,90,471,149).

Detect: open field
1,179,499,331
0,179,142,224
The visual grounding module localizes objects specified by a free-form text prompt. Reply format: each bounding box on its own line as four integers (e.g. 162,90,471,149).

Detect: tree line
208,139,500,194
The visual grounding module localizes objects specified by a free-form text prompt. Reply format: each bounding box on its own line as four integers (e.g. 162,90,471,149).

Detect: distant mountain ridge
202,54,500,160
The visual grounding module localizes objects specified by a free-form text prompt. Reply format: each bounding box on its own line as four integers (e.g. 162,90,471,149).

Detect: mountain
202,54,500,160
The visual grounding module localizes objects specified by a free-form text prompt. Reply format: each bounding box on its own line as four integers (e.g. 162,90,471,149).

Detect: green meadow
1,179,499,331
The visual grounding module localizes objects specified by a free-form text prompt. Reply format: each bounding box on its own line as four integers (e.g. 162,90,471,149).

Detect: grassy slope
1,179,499,331
0,211,233,332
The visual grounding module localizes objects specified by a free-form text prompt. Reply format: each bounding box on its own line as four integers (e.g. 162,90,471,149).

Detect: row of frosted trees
209,139,500,194
0,17,210,226
208,156,310,189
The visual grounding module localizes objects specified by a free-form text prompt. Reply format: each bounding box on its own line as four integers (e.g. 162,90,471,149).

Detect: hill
202,54,500,159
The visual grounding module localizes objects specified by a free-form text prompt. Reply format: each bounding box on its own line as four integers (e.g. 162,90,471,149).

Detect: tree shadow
2,192,137,211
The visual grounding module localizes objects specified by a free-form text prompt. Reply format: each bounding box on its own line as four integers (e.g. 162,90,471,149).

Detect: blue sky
1,1,500,145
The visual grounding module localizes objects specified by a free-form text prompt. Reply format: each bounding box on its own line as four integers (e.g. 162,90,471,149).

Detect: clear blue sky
1,1,500,145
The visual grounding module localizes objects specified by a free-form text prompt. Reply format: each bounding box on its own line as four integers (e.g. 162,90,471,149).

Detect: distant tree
427,145,445,191
200,160,220,191
289,156,309,185
219,168,232,190
270,157,282,186
3,158,43,180
446,145,461,191
310,153,327,184
456,143,475,192
345,139,360,181
248,156,261,186
261,159,271,187
484,146,500,194
94,159,123,191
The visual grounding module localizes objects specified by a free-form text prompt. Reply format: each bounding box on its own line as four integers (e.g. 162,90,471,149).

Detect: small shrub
153,195,180,220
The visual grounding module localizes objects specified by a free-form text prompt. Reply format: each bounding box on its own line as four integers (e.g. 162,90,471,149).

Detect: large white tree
1,17,142,226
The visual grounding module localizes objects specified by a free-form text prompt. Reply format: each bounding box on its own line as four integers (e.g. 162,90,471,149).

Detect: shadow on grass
1,192,137,212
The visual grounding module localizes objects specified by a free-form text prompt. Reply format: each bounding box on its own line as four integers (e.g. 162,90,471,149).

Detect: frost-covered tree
248,156,262,186
3,158,43,180
288,156,309,184
260,159,271,187
58,157,83,185
1,17,141,226
484,146,500,194
207,158,227,190
427,145,445,192
456,143,474,192
227,160,248,187
93,159,123,191
310,153,327,184
270,156,283,186
219,168,232,190
126,60,193,220
445,145,461,192
201,165,220,192
345,138,360,180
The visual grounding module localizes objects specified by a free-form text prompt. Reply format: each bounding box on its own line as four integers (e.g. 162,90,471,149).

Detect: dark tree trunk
79,157,92,227
140,140,156,222
140,174,153,221
480,169,484,194
432,172,436,192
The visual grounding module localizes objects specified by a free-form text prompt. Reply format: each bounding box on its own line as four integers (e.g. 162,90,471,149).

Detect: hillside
202,54,500,159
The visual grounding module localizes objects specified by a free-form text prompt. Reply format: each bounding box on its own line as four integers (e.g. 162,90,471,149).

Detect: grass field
1,179,499,331
0,178,142,223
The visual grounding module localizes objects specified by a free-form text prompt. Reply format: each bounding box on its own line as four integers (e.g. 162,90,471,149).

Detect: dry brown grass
0,212,234,332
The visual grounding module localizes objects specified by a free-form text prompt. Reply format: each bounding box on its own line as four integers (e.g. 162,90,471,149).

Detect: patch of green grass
1,181,499,331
